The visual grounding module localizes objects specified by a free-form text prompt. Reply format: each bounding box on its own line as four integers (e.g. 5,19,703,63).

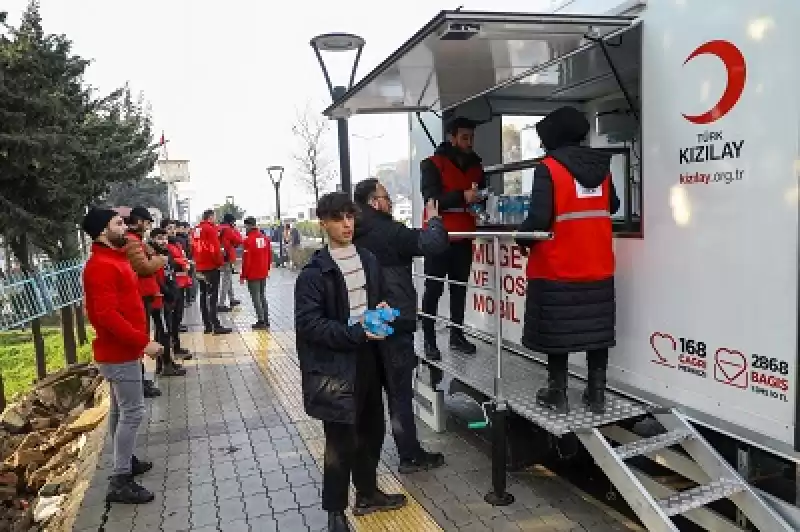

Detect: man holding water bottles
420,117,487,360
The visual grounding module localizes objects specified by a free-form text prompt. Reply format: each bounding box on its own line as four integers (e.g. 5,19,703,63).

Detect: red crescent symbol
682,40,747,125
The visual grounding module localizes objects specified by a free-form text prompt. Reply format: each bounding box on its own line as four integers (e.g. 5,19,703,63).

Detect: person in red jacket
124,206,166,399
148,228,188,378
161,219,192,349
81,208,163,505
191,209,232,335
218,213,243,311
239,217,272,329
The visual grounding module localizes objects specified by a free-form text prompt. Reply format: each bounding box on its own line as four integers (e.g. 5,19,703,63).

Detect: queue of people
78,106,616,528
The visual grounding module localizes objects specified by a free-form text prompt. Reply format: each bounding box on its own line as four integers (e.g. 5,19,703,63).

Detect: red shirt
167,242,192,288
191,220,225,271
241,229,272,281
219,223,243,263
83,243,150,364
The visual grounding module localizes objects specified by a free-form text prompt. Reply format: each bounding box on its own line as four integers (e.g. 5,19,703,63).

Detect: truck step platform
576,409,793,531
413,329,648,436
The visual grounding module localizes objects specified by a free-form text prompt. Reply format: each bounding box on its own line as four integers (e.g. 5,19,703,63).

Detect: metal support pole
273,182,282,221
736,446,751,528
337,117,352,197
485,235,514,506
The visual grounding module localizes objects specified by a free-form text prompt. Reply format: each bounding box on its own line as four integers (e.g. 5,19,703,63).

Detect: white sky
4,0,557,217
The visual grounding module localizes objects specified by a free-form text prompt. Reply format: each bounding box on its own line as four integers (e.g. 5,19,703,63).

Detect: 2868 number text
751,355,789,375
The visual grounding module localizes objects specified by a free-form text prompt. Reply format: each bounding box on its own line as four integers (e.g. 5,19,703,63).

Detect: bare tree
291,106,335,206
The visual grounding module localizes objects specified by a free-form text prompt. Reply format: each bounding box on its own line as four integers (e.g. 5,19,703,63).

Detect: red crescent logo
682,40,747,125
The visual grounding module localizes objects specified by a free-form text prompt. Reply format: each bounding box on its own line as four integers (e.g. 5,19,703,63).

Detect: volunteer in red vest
517,106,620,415
81,208,162,504
218,213,243,311
161,219,193,348
420,117,486,360
191,209,232,335
124,206,166,399
239,216,272,329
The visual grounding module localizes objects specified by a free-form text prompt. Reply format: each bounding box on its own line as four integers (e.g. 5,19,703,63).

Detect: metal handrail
415,230,552,402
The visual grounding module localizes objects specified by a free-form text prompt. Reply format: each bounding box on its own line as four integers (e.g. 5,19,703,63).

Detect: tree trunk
61,305,77,365
0,373,5,411
8,234,48,381
74,303,88,345
31,318,47,381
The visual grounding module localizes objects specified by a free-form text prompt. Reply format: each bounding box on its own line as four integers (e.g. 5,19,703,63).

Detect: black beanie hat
129,206,154,222
535,106,590,151
81,208,117,240
223,213,236,224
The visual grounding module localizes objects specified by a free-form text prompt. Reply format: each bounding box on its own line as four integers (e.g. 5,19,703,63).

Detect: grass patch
0,326,94,402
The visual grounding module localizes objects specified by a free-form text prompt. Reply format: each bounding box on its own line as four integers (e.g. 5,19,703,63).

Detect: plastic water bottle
497,196,508,225
349,307,400,337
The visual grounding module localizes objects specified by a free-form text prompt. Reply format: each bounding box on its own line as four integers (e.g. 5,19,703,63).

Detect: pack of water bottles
348,307,400,337
495,195,530,225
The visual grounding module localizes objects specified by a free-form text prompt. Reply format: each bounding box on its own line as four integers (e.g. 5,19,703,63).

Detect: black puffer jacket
519,130,618,355
295,246,384,424
353,205,448,368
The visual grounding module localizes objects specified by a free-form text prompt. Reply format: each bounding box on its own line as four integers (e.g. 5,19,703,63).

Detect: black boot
143,380,161,398
131,455,153,476
583,348,609,414
398,449,445,474
327,511,350,532
449,329,477,354
106,474,154,504
353,490,408,516
423,322,441,361
536,354,569,413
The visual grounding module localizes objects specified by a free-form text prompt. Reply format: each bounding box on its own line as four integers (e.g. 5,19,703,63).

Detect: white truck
325,1,800,529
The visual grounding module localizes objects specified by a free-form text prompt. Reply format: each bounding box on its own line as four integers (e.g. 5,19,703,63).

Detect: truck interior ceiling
324,11,643,234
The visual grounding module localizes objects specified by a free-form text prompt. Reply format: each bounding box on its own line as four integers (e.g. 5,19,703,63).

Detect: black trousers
170,289,184,349
421,240,473,339
198,268,221,329
322,360,385,512
150,308,174,370
384,359,422,461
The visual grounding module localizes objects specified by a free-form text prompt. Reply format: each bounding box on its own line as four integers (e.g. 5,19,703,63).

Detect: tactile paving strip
244,329,444,531
414,330,648,436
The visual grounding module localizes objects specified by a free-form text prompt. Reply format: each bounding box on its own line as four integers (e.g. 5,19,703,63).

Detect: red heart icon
650,332,677,368
714,348,748,389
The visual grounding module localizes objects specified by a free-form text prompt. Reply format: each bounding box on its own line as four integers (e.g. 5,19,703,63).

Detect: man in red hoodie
239,217,272,329
81,208,163,504
218,213,243,311
191,209,232,335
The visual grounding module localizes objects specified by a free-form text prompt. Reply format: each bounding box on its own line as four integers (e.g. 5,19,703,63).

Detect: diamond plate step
657,478,745,517
614,429,694,460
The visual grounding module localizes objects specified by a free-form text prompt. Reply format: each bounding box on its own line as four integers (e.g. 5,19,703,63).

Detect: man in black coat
518,106,619,414
295,192,407,532
353,179,449,473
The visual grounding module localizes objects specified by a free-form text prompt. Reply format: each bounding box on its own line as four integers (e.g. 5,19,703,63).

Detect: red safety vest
526,157,614,281
423,154,482,238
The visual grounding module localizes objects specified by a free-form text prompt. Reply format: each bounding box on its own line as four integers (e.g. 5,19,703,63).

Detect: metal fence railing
0,260,86,331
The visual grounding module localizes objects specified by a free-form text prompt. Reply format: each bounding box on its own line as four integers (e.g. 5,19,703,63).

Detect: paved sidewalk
73,268,639,532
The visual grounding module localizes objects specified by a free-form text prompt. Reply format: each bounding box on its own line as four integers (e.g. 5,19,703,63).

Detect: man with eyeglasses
353,179,449,473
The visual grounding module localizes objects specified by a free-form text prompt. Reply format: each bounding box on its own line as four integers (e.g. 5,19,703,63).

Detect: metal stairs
575,408,794,532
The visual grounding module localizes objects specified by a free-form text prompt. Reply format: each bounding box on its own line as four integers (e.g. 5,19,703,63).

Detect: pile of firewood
0,365,107,532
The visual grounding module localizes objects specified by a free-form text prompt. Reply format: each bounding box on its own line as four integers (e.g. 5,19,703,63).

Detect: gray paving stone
301,504,328,531
292,483,321,508
274,508,308,530
269,488,299,514
161,505,191,532
190,482,217,505
221,518,251,531
243,492,273,518
262,470,290,492
218,497,246,523
240,474,267,495
190,503,219,528
286,466,314,487
164,486,191,508
212,461,237,481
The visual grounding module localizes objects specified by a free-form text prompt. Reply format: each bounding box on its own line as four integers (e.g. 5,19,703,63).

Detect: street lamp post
267,166,285,222
310,32,365,198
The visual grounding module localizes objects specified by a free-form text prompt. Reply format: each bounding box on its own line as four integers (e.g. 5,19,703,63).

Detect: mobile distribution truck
323,0,800,529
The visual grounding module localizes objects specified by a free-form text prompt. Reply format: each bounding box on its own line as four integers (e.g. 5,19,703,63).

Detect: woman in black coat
517,106,619,414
